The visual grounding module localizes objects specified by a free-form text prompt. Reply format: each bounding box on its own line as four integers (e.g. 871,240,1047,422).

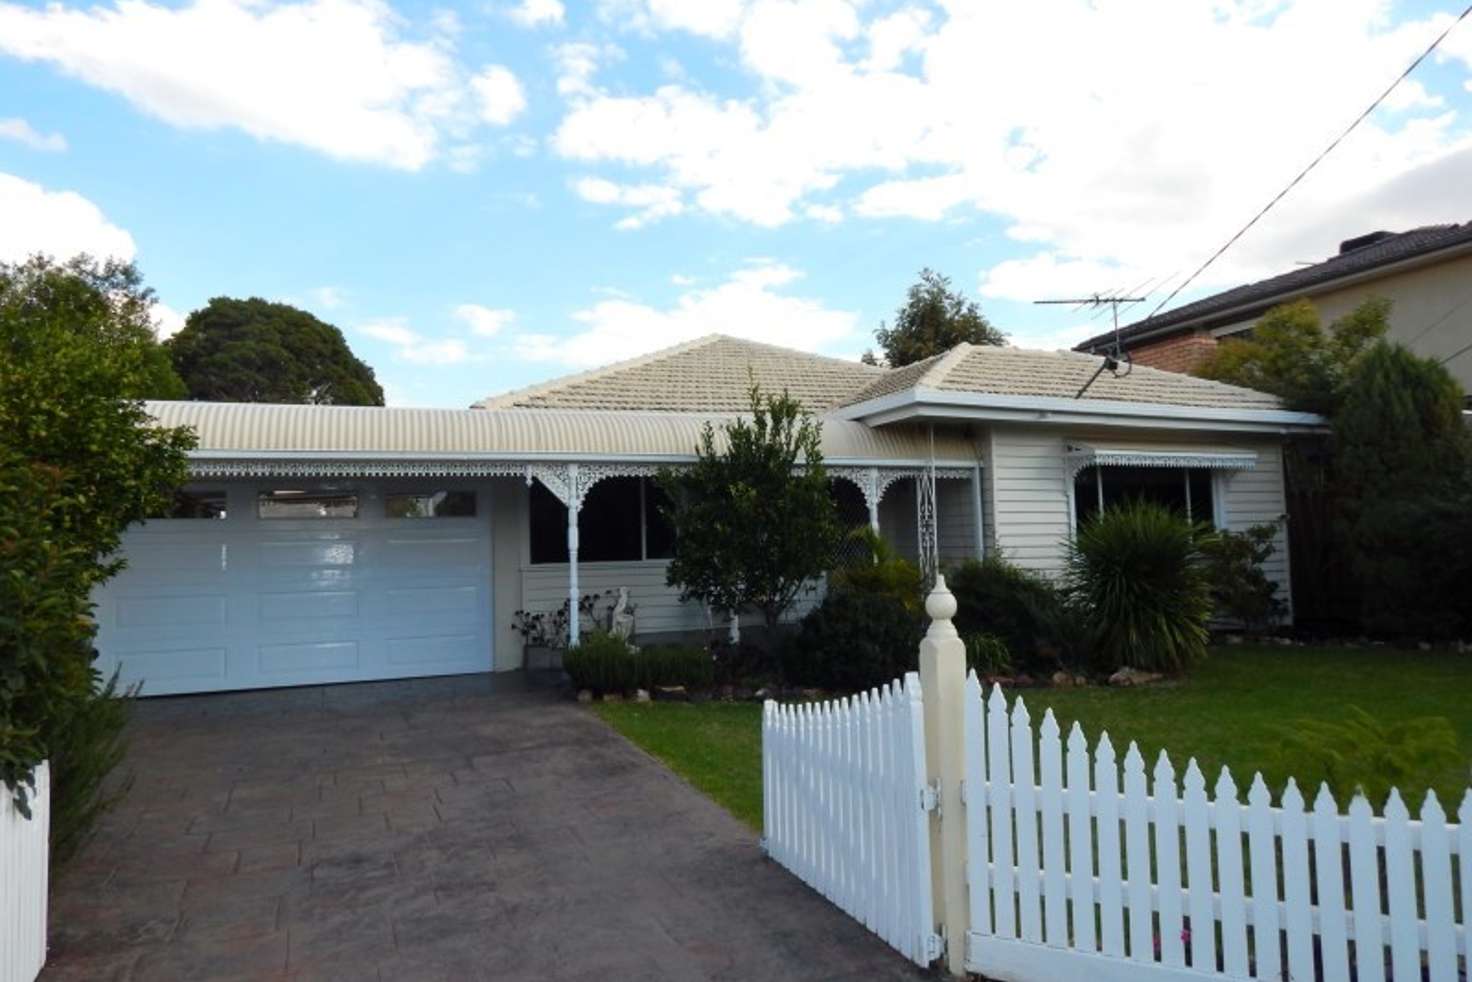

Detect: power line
1142,2,1472,322
1439,336,1472,367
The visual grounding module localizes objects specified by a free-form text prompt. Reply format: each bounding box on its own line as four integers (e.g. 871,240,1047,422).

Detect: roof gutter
1081,236,1472,352
835,387,1326,434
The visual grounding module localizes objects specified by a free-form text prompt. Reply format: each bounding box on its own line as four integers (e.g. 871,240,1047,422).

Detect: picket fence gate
761,577,1470,981
762,673,939,967
1,762,49,982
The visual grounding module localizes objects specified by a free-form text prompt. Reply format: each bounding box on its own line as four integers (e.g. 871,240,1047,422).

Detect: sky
3,0,1472,409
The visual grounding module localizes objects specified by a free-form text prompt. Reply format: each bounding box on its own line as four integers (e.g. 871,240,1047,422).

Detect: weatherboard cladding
1078,221,1472,350
142,401,977,462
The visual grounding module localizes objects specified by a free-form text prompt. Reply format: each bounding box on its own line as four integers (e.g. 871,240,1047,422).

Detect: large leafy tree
869,268,1006,367
659,387,843,639
1193,297,1387,414
1,255,196,858
1333,342,1472,638
169,297,385,405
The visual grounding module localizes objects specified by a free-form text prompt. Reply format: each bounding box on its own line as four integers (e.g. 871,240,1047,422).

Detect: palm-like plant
1066,500,1214,673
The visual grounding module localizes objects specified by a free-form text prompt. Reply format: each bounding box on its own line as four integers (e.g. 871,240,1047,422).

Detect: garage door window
156,490,228,519
258,489,360,519
386,491,476,519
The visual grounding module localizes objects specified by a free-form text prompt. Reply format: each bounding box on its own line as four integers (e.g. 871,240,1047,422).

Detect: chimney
1338,230,1395,255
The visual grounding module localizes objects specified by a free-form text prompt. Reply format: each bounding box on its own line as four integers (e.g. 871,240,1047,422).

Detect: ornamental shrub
782,589,923,692
1198,522,1285,634
947,555,1069,664
1277,706,1462,813
829,527,924,615
1066,501,1214,673
963,633,1012,677
564,632,716,694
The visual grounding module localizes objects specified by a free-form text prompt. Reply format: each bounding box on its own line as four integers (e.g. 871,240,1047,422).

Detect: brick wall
1128,330,1218,374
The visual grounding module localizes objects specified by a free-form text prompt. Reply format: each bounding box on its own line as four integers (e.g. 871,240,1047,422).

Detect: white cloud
360,317,469,364
310,286,346,309
804,203,843,223
553,1,1472,292
552,41,620,97
511,261,859,367
453,303,516,336
0,172,135,262
471,65,527,126
0,117,66,151
507,0,564,28
573,176,684,228
0,0,523,170
152,301,187,339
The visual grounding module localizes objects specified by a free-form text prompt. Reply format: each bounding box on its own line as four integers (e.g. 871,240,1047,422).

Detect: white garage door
94,481,493,696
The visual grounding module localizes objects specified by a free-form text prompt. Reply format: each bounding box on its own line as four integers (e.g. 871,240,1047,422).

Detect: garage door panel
120,540,229,574
258,538,360,568
258,640,360,676
259,590,360,621
115,593,228,629
386,634,481,667
380,534,484,570
116,646,229,690
383,584,479,619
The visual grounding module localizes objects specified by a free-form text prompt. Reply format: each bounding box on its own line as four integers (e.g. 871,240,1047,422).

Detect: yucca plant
1066,500,1214,673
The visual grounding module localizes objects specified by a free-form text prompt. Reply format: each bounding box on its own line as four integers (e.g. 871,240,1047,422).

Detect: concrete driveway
43,676,925,981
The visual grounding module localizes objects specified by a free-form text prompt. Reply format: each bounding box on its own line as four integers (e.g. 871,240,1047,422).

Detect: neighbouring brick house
1075,222,1472,392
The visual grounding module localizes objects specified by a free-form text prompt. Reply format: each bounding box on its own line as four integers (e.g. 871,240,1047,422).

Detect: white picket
1459,792,1472,975
1122,743,1153,962
901,673,935,966
1213,768,1249,978
1312,784,1352,982
1418,792,1456,982
1094,733,1126,959
1,763,50,982
987,685,1017,940
1152,752,1185,968
1182,760,1218,973
1278,779,1314,982
1245,774,1280,980
1065,723,1097,954
1036,711,1068,947
1347,794,1385,982
1381,791,1418,982
1011,697,1042,944
963,671,991,938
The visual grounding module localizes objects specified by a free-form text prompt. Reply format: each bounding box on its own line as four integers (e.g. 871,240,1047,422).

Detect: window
386,491,476,519
1074,466,1215,528
258,489,359,519
529,477,677,564
156,490,228,519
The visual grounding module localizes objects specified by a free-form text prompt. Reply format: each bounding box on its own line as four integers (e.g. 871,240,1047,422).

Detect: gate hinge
920,780,940,814
924,932,945,963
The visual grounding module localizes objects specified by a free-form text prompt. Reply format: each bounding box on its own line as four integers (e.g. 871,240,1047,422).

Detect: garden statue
609,587,636,641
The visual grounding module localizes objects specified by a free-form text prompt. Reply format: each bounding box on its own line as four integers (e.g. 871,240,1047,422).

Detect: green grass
595,646,1472,828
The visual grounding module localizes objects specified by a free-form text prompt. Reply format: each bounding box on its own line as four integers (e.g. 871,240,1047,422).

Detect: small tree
1194,297,1387,415
659,386,843,640
1198,522,1285,634
1,255,195,859
169,297,385,405
1333,342,1472,638
871,268,1006,367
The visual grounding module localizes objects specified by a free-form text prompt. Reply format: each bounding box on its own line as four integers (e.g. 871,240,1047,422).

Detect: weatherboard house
96,335,1322,696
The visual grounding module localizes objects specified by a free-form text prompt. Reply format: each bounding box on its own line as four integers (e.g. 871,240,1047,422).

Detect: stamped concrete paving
43,676,926,981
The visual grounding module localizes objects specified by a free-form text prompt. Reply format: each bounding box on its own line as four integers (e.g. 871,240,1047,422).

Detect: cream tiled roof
475,335,885,413
842,343,1284,411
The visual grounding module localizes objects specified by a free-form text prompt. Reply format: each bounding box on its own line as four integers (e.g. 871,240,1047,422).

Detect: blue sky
3,0,1471,408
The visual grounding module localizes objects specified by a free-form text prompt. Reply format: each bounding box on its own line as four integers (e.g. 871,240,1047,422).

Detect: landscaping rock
576,689,593,704
753,687,773,700
1107,667,1163,687
653,685,689,702
602,692,624,703
634,689,651,703
1050,671,1074,688
1418,641,1432,651
1223,634,1245,646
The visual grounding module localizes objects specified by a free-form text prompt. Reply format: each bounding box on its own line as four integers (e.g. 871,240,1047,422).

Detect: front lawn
595,645,1472,830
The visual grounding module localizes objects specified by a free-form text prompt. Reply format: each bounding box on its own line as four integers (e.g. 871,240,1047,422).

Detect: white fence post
917,574,968,975
2,762,49,982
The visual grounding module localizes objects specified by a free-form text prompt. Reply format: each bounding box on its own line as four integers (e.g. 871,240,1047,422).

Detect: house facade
93,336,1322,696
1075,222,1472,392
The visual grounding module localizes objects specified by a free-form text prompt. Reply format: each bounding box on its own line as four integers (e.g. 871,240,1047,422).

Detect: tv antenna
1034,293,1145,398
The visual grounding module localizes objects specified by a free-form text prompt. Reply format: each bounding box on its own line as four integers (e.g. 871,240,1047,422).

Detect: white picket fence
1,763,49,982
762,674,939,967
760,576,1471,981
964,675,1471,982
